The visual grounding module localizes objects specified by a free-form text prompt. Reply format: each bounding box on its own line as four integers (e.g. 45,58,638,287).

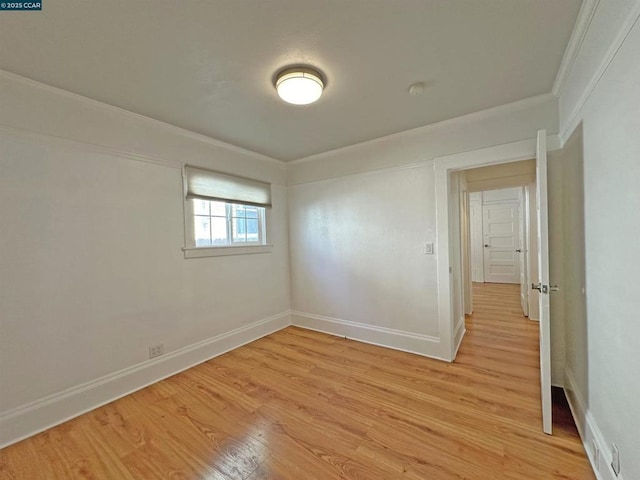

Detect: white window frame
182,168,273,259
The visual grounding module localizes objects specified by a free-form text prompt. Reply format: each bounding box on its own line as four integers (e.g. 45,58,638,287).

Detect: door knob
532,283,556,294
484,244,490,248
515,249,522,253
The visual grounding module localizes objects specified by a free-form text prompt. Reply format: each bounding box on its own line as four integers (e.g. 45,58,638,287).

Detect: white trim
0,124,288,187
290,311,447,361
564,368,625,480
453,318,466,358
466,173,535,193
287,159,434,188
183,193,269,254
0,69,285,169
183,244,273,258
552,0,601,97
434,138,544,360
0,124,181,171
0,311,291,449
288,93,556,166
559,2,640,143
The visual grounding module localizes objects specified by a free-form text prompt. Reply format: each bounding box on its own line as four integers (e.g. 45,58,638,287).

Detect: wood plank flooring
0,283,594,479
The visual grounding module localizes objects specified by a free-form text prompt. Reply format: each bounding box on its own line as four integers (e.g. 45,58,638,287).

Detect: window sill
183,244,273,259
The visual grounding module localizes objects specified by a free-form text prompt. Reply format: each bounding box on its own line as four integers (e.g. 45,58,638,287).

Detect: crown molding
288,158,435,187
552,0,601,97
0,124,181,168
0,124,289,186
559,0,640,144
288,93,556,166
0,69,286,169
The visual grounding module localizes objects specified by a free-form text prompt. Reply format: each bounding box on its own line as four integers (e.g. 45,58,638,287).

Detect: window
191,199,265,247
183,165,272,258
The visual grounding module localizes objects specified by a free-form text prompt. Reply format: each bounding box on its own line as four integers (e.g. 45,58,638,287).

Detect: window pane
194,216,212,246
191,202,264,248
232,204,246,218
232,217,247,242
246,219,259,242
210,201,226,217
245,206,258,219
211,217,228,245
193,199,209,216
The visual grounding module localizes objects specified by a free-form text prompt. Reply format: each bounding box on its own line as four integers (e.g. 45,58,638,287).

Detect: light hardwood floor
0,283,594,479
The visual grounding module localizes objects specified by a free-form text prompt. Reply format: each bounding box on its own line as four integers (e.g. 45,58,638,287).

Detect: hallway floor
461,282,594,479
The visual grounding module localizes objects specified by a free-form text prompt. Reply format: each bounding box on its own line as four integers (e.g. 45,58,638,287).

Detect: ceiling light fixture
275,67,324,105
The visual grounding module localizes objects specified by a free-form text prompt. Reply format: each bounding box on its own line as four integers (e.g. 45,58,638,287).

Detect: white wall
288,94,558,185
558,2,640,478
557,0,639,139
449,172,464,347
526,184,540,321
289,163,443,356
560,125,587,403
469,192,484,283
288,95,558,360
547,150,566,387
459,173,472,316
0,72,290,446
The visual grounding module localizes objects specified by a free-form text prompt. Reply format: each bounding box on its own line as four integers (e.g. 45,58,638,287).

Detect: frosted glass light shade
275,68,324,105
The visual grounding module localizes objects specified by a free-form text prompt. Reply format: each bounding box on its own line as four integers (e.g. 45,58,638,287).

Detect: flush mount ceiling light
275,67,324,105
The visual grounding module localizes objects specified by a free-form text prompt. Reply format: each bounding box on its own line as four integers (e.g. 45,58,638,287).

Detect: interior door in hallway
482,200,521,284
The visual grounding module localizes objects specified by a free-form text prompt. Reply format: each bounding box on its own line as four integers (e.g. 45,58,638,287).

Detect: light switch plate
424,242,434,255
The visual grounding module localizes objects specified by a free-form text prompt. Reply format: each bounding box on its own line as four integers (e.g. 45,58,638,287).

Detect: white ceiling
0,1,581,161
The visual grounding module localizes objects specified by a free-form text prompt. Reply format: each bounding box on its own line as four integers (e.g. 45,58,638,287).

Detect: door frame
433,136,559,361
521,185,530,317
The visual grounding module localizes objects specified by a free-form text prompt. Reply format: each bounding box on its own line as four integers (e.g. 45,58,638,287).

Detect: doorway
433,134,553,434
460,163,538,320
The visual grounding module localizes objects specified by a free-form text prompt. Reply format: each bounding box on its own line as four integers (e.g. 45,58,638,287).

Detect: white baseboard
564,368,624,480
0,311,291,449
290,310,446,361
453,318,466,359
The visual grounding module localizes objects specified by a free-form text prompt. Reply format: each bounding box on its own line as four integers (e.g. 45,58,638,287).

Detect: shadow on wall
559,123,589,434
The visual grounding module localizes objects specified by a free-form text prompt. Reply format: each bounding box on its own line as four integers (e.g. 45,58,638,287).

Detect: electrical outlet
148,344,164,359
592,440,600,471
611,443,620,476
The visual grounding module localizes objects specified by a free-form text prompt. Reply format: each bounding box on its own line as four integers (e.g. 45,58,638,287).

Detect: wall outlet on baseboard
149,344,164,359
611,443,620,476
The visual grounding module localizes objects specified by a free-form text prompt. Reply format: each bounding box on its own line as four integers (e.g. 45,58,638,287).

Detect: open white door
535,130,552,435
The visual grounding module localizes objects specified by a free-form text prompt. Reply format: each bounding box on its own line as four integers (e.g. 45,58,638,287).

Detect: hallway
458,282,594,479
